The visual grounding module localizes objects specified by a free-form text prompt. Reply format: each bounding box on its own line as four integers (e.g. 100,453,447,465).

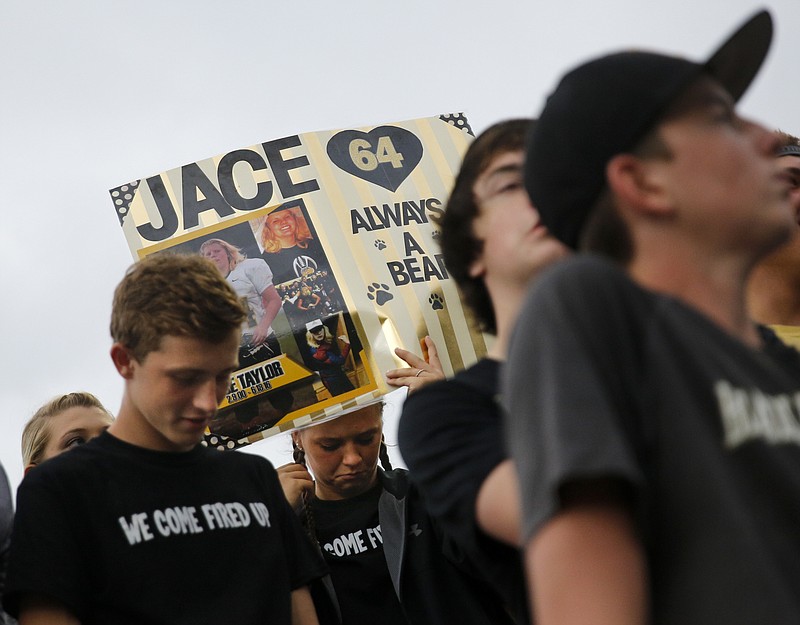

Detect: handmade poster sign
110,114,486,448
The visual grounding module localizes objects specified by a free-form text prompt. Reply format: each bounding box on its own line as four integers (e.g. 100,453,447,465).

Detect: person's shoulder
401,357,490,409
523,253,645,318
400,377,455,420
452,358,500,393
17,442,100,495
240,257,270,274
407,359,498,407
202,445,271,465
400,360,503,456
51,433,113,466
379,467,410,498
202,447,279,477
537,253,629,292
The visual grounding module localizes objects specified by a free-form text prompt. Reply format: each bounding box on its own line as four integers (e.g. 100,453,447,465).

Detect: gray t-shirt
504,254,800,624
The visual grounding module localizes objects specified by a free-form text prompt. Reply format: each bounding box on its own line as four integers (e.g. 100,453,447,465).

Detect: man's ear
606,154,673,217
467,254,486,279
110,343,136,379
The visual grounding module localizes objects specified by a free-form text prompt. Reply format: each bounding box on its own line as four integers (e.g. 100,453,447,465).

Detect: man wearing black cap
503,11,800,625
748,131,800,348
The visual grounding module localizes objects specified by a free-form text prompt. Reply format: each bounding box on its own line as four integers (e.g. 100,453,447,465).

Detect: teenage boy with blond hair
5,254,325,625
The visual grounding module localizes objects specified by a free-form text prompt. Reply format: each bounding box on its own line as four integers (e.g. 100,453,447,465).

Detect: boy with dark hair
504,11,800,625
436,119,532,333
5,254,326,625
395,119,568,623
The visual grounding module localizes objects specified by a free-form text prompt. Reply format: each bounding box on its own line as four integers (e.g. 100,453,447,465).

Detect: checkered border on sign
203,389,385,451
439,113,473,137
109,180,141,226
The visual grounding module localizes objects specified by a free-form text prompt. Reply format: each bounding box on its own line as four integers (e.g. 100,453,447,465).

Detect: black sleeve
398,369,505,554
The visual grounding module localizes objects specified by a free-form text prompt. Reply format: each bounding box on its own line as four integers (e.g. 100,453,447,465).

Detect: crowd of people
3,9,800,625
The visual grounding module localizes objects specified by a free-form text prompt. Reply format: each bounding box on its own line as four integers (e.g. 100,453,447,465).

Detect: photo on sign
154,199,371,445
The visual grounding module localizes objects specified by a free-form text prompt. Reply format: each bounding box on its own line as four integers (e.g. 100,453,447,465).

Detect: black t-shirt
263,238,328,286
399,358,528,623
5,432,327,624
504,254,800,625
312,483,408,625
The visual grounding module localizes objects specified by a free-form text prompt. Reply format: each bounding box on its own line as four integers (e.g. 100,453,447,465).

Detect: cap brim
705,10,772,102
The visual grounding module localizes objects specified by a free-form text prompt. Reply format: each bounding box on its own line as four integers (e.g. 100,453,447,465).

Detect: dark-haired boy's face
121,332,239,452
644,77,792,255
469,150,568,287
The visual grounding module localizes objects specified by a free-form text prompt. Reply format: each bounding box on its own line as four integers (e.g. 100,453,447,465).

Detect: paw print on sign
431,230,441,240
429,294,444,311
374,239,387,250
368,283,394,306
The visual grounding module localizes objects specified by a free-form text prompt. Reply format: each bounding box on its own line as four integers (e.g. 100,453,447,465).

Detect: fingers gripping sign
386,336,445,394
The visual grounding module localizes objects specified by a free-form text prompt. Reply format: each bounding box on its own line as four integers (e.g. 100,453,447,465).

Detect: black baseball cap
526,10,773,249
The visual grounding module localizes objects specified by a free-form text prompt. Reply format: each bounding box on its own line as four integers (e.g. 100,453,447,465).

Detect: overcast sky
2,0,798,494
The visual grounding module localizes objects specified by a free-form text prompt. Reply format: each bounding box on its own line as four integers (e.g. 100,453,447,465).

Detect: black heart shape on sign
327,126,423,192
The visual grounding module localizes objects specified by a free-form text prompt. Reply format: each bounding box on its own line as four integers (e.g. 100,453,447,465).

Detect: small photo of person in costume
305,319,355,398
